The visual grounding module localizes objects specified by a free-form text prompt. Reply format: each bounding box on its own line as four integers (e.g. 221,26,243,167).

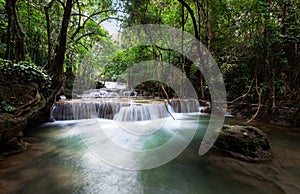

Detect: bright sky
102,19,120,35
101,0,125,36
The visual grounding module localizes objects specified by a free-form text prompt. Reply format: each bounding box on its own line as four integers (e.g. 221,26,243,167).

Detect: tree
46,0,73,107
5,0,26,61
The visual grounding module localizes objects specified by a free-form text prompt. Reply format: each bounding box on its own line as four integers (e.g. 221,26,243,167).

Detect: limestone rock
214,124,272,162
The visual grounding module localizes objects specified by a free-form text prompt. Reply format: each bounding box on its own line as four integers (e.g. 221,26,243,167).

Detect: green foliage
119,0,299,106
103,46,152,81
0,58,50,85
17,1,49,66
274,78,286,94
0,0,7,57
0,0,298,109
0,101,15,113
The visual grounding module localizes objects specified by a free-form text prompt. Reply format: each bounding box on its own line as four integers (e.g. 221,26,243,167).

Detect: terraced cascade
49,98,201,121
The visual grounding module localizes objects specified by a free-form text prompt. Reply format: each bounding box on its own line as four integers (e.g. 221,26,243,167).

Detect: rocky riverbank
204,121,300,194
227,102,300,127
0,59,51,154
199,100,300,127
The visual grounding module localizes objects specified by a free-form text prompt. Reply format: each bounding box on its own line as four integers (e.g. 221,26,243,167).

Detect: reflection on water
1,115,299,194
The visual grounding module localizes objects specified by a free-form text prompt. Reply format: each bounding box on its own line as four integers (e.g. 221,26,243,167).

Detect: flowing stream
0,100,299,194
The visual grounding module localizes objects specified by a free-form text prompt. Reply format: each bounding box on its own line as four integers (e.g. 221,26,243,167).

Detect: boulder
213,125,272,162
0,114,27,153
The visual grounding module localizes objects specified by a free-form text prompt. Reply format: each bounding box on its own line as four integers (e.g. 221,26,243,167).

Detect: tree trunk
44,0,73,115
5,0,26,61
196,0,205,99
205,0,213,55
181,3,185,96
177,0,206,100
44,0,55,69
152,46,171,102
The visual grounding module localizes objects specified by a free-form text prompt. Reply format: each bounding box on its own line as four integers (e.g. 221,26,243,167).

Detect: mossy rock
214,125,272,162
0,59,51,153
0,59,51,103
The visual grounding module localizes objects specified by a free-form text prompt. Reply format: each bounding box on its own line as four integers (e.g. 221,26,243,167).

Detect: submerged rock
213,125,272,162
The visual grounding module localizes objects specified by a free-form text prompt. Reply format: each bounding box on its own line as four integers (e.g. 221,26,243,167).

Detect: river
0,114,299,194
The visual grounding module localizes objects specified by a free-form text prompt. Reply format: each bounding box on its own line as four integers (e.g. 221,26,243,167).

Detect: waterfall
168,99,199,113
113,103,171,122
50,102,121,121
50,99,200,122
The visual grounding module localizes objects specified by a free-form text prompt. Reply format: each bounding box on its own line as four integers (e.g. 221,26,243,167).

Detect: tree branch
69,9,116,41
57,0,65,9
246,77,262,123
230,75,256,103
75,32,99,43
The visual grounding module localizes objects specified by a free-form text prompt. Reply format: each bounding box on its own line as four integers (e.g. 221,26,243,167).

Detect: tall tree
5,0,26,61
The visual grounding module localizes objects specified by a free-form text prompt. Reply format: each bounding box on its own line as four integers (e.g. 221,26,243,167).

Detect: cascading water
50,98,200,121
113,103,170,122
51,102,121,121
168,99,200,113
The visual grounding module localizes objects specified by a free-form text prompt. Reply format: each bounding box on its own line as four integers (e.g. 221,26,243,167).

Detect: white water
113,103,170,122
50,99,200,122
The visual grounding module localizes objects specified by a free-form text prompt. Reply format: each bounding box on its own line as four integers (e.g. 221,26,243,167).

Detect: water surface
1,115,299,194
